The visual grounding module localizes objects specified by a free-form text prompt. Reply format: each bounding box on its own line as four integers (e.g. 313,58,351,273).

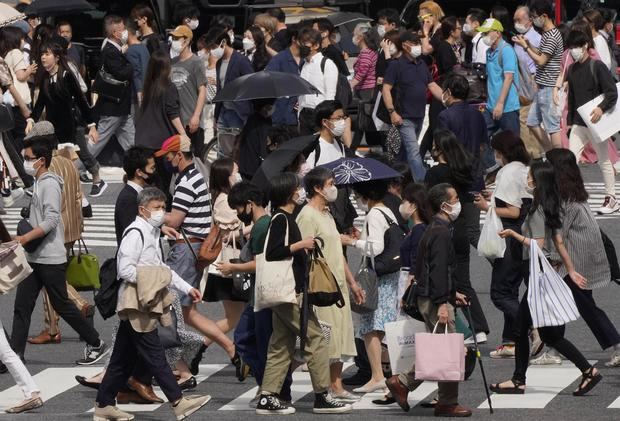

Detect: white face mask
525,182,535,196
329,119,346,137
294,188,306,205
514,23,528,34
334,33,341,43
242,38,255,51
197,50,207,58
482,33,495,47
441,90,450,107
533,16,545,28
443,201,461,221
24,159,39,176
230,172,242,186
389,45,397,56
377,24,386,37
570,46,585,62
146,209,165,227
188,19,199,30
356,197,369,213
211,45,225,59
409,45,422,58
228,30,235,43
352,36,360,47
170,40,184,54
462,23,472,35
120,29,129,45
399,202,416,220
321,185,338,202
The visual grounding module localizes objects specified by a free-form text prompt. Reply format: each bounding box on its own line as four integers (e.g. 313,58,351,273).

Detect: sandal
573,368,602,396
489,378,526,394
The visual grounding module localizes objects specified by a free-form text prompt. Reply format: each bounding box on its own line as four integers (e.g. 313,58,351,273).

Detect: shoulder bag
66,238,100,290
307,237,345,308
196,223,222,270
351,240,378,314
92,66,129,104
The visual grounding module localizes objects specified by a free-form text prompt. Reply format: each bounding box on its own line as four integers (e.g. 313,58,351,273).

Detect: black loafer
75,375,100,390
179,376,197,391
372,396,396,405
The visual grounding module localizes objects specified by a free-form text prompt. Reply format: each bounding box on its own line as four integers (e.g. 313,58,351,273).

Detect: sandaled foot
573,368,602,396
490,379,525,394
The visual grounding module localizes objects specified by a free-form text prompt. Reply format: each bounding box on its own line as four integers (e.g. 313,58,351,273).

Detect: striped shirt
353,48,378,91
172,164,211,239
535,27,564,87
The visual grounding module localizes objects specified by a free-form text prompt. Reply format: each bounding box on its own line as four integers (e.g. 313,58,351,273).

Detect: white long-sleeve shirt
298,52,338,110
594,33,612,70
117,216,192,310
353,206,397,257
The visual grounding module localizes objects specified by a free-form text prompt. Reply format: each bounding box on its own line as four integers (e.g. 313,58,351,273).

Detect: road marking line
353,381,437,410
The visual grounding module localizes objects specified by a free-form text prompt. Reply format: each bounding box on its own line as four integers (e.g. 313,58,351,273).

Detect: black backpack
320,56,352,109
94,227,143,320
369,209,407,276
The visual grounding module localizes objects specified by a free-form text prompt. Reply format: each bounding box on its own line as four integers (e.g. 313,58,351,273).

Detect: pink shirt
353,48,378,91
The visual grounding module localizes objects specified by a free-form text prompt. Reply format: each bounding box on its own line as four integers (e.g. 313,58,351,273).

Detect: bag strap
180,228,199,261
262,212,289,254
375,208,405,234
117,227,144,259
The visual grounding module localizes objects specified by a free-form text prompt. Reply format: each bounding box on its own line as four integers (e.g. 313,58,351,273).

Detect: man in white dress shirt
297,28,339,135
464,8,489,64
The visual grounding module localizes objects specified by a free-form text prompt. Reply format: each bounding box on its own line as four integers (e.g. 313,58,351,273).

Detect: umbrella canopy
0,4,25,28
25,0,94,16
212,71,321,103
251,135,317,190
320,157,400,185
327,12,373,55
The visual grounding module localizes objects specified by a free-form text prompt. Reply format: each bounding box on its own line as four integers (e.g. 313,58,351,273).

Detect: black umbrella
327,12,373,55
25,0,94,16
251,135,317,190
212,71,321,103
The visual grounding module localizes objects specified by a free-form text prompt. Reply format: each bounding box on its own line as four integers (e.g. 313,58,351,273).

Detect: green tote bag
67,238,100,289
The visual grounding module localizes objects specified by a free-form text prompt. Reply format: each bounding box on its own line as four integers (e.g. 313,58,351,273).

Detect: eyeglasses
328,115,348,121
23,155,39,162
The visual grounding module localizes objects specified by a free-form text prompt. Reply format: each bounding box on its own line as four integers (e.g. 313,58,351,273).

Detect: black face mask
238,204,253,225
298,44,311,58
431,148,441,162
141,169,155,183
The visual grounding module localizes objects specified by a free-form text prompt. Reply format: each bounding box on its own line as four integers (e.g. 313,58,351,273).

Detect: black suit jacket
97,41,133,117
215,51,254,124
114,184,139,245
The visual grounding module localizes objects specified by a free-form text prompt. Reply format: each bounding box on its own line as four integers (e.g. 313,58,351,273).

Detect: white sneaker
598,195,620,215
605,353,620,367
464,332,488,345
530,351,562,365
490,344,515,359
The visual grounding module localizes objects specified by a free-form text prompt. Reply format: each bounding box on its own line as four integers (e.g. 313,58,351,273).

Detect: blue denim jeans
527,86,561,134
397,118,426,182
483,109,521,139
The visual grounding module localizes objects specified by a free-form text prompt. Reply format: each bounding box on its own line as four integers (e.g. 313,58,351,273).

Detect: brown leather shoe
385,375,410,412
117,390,151,405
27,330,61,345
127,377,163,403
434,403,473,417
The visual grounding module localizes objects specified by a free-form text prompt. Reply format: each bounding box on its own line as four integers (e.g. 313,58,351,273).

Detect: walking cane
464,303,494,414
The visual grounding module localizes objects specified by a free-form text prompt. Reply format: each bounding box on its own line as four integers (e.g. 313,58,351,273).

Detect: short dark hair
442,73,469,101
0,26,25,57
56,20,71,30
599,8,617,24
314,100,344,128
23,137,52,167
352,179,389,201
377,8,401,26
440,16,459,40
582,9,605,31
123,147,152,180
267,7,286,23
466,8,487,25
400,31,421,45
210,14,234,30
304,167,334,198
298,27,322,46
203,24,230,48
490,130,530,165
529,0,554,19
428,183,453,213
173,3,200,24
228,181,266,208
131,3,157,28
313,18,334,35
402,183,432,224
269,172,300,209
566,29,590,49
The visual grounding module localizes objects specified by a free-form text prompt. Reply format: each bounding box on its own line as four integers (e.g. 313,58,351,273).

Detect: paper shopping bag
415,325,465,382
385,318,427,375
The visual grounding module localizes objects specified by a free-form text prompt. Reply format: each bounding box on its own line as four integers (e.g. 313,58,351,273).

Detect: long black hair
248,25,270,71
38,41,76,101
546,148,589,203
209,157,235,200
432,128,474,186
529,161,563,231
402,183,432,225
141,49,172,112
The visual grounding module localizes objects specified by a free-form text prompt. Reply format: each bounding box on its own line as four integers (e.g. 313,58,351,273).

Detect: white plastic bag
477,206,506,259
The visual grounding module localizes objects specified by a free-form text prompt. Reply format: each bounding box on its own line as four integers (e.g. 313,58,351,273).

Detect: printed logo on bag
333,160,371,184
397,334,416,346
1,250,25,279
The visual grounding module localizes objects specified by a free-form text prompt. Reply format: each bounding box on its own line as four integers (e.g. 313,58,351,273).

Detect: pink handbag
415,323,465,382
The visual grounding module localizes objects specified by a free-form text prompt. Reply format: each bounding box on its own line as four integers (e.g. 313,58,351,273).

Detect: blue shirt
266,48,303,126
486,40,520,113
383,56,432,120
437,101,489,155
125,44,150,102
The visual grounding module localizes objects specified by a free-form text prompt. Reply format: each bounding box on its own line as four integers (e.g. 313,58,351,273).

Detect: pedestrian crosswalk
1,362,619,416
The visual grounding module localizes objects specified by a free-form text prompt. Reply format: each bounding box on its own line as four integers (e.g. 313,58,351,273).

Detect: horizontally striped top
553,201,610,290
535,27,564,87
353,48,378,91
172,164,211,239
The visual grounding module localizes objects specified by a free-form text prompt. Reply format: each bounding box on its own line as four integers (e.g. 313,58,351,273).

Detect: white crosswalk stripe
1,205,118,248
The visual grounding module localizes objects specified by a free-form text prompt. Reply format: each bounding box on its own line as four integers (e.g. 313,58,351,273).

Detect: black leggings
513,288,591,383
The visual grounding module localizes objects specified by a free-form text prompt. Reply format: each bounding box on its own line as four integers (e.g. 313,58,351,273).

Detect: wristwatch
388,108,395,114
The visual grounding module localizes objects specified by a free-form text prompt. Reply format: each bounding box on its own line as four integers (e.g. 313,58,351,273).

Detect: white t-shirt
494,161,531,208
593,34,612,70
472,33,490,64
4,49,30,104
305,136,345,167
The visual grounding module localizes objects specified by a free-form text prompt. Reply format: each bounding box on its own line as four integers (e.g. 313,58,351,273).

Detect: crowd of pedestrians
0,0,619,419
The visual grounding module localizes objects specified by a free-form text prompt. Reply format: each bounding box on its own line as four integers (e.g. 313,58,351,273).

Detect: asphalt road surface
0,164,619,421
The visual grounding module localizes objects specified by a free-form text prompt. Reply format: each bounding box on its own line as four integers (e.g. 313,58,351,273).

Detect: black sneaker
256,394,295,415
190,344,208,375
89,180,108,197
76,340,109,365
82,203,93,218
342,370,371,386
231,352,250,382
313,392,352,414
79,172,93,183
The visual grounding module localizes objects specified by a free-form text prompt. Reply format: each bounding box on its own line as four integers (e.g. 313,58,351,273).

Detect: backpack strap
320,56,327,74
117,227,145,258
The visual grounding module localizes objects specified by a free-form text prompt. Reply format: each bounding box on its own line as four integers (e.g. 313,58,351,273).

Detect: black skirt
203,273,247,302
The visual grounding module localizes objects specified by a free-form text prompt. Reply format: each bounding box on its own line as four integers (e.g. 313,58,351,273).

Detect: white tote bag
384,318,427,375
0,241,32,294
477,206,506,259
254,214,297,311
527,240,580,328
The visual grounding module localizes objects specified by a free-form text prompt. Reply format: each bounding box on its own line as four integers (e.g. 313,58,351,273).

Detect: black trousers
72,126,100,176
1,129,33,188
299,108,316,136
11,262,100,357
565,277,620,350
352,337,371,376
453,202,489,334
97,320,182,407
187,127,206,160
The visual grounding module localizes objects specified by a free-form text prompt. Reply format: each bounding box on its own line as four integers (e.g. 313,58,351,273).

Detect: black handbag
401,281,424,321
372,209,406,276
0,103,15,132
158,306,182,349
92,67,129,104
16,219,46,253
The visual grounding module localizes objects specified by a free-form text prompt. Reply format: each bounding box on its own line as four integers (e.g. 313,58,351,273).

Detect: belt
175,237,202,244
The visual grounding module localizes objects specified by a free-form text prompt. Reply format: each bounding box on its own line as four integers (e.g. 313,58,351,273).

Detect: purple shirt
514,26,541,74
